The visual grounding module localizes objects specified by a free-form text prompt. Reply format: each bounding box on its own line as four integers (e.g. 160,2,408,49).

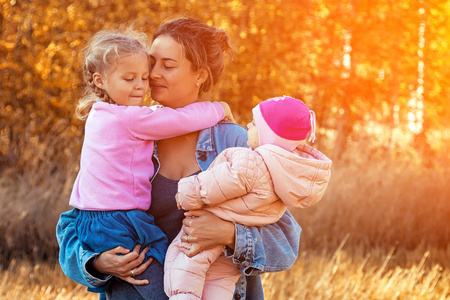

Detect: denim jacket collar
196,127,214,152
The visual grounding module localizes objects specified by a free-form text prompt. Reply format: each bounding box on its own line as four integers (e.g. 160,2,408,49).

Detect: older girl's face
149,35,204,108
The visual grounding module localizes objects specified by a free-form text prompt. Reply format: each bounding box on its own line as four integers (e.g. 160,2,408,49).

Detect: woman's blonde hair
76,28,150,120
153,17,235,95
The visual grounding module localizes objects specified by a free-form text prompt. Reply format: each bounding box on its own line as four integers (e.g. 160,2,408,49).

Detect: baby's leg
202,255,241,300
164,228,224,299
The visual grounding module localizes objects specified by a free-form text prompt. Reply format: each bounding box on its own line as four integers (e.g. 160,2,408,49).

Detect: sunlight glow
341,29,352,79
408,10,426,135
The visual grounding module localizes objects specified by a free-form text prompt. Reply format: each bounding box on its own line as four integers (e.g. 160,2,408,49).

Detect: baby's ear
92,73,105,89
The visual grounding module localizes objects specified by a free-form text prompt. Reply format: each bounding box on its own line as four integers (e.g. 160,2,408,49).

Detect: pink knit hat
252,96,316,151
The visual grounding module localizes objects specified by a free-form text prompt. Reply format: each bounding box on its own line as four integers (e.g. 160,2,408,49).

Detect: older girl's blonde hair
76,28,150,120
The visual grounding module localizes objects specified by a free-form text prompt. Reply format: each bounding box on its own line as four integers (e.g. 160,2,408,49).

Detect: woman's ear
92,73,105,89
197,68,208,85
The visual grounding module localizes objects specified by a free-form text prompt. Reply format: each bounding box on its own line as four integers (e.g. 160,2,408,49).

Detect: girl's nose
135,79,145,89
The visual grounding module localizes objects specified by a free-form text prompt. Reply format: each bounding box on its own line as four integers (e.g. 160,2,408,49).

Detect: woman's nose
150,64,161,79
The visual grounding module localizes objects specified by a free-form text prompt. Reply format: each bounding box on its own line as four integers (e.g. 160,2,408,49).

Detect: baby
164,96,332,299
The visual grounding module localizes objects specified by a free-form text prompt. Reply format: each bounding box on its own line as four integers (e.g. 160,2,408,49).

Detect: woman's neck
157,131,201,180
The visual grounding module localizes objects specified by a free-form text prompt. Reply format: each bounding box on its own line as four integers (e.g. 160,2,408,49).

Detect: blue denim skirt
75,209,168,265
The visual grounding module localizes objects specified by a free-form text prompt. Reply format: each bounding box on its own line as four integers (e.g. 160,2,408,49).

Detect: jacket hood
255,143,332,209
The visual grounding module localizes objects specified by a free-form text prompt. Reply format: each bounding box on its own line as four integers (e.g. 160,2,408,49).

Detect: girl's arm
116,101,227,140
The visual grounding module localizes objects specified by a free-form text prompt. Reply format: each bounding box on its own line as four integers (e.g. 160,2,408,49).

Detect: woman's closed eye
123,77,148,82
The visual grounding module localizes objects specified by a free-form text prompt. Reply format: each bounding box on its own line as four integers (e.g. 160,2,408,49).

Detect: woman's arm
56,209,152,289
56,209,112,291
226,210,301,276
92,245,153,285
181,209,301,276
180,210,236,257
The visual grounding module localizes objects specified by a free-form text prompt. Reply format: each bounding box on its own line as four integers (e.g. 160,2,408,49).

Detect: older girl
68,29,229,274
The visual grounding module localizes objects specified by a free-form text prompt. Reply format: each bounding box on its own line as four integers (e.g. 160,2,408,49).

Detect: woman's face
149,35,203,108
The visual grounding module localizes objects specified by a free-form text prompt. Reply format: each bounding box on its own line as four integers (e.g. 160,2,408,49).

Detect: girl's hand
180,210,235,257
92,244,152,285
218,101,235,123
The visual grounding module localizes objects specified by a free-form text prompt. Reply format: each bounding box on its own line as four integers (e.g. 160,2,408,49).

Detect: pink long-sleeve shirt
69,101,224,211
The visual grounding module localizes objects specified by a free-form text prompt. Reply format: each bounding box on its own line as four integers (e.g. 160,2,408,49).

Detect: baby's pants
164,227,241,300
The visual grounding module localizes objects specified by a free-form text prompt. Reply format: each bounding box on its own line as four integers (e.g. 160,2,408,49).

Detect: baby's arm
176,148,259,210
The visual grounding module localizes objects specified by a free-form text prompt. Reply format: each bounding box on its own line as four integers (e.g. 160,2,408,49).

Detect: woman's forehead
150,35,183,58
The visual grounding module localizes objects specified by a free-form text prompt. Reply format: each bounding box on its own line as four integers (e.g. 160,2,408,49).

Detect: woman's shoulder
211,121,248,149
216,121,247,132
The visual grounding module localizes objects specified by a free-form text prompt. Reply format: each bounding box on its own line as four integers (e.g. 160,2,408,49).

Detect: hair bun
215,29,234,57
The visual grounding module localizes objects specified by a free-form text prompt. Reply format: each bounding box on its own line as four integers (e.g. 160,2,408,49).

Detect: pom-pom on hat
252,96,316,151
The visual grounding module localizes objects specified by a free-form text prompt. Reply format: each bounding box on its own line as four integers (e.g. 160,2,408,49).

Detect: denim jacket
56,121,301,299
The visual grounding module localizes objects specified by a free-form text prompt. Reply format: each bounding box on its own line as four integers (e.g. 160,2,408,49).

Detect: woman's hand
92,244,152,285
180,210,235,257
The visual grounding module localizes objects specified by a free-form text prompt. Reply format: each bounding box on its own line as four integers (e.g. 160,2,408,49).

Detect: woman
57,17,301,300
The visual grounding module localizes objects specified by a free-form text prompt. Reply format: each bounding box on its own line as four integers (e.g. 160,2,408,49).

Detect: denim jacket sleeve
56,208,112,292
224,210,301,276
202,123,302,277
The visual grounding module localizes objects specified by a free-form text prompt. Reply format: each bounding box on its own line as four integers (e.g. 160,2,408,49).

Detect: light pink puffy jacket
176,143,332,226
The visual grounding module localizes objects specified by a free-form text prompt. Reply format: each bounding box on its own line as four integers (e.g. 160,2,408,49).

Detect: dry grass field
1,245,449,299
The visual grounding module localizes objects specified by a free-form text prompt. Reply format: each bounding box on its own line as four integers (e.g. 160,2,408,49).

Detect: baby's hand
177,177,204,210
218,101,235,123
175,193,183,210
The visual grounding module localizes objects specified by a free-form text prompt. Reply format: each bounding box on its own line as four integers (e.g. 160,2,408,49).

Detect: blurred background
0,0,449,298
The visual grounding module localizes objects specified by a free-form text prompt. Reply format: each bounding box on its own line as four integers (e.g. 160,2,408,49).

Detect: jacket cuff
223,223,264,276
81,252,113,289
